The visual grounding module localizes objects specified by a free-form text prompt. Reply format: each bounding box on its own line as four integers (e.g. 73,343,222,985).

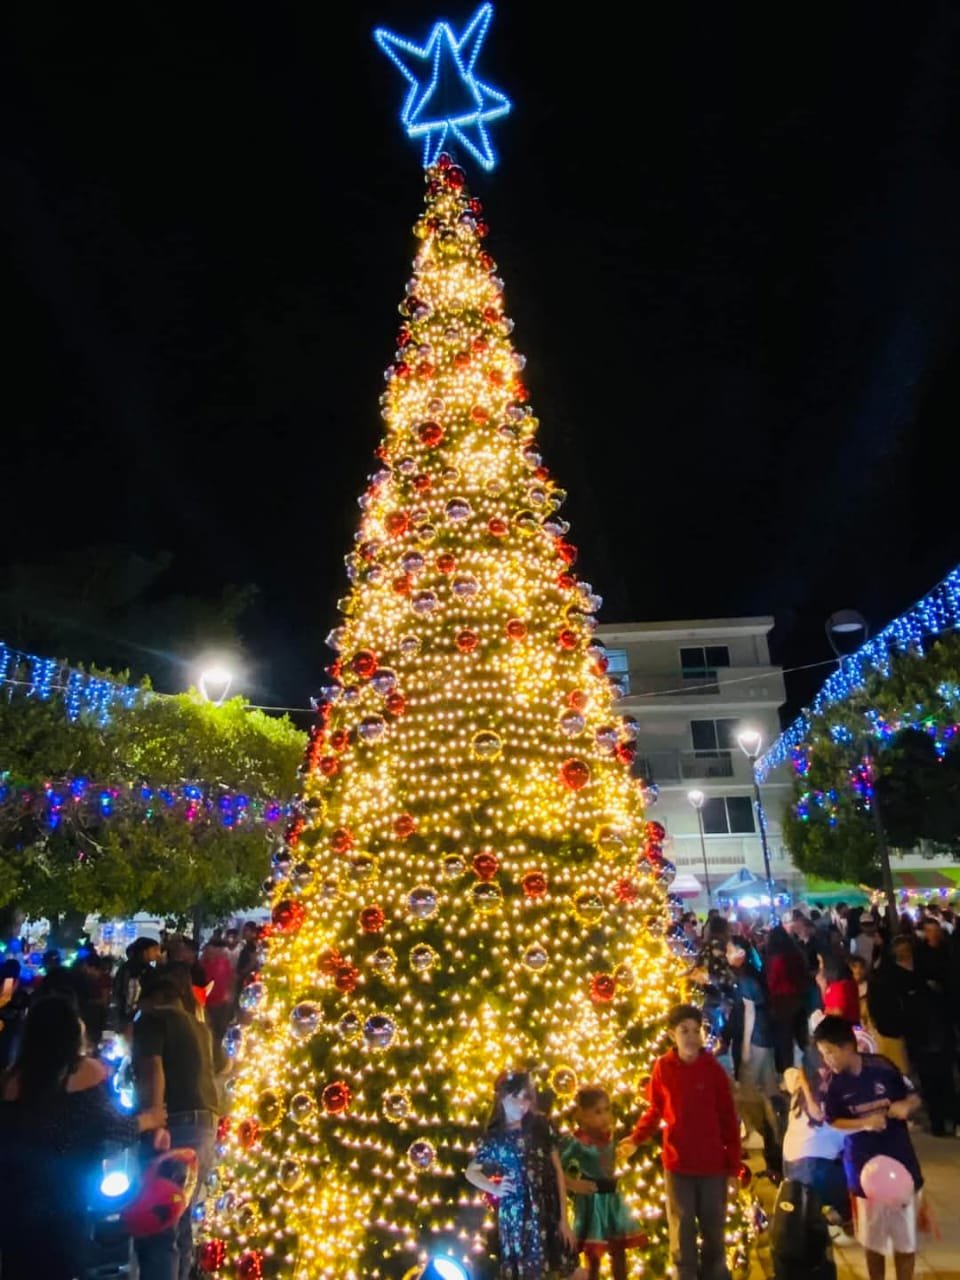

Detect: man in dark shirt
815,1016,922,1280
133,968,219,1280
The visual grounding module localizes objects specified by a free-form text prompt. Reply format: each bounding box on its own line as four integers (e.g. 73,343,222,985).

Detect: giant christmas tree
201,11,726,1279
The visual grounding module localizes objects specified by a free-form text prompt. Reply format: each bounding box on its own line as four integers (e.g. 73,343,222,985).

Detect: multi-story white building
596,616,797,909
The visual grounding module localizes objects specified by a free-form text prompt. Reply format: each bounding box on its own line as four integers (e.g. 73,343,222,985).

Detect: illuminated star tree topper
374,3,511,171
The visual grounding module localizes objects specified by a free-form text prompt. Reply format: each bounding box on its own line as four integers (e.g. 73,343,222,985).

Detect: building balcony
635,748,741,783
617,665,786,708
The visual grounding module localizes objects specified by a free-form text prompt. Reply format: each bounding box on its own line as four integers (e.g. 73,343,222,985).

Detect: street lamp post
826,611,897,931
686,789,712,910
736,728,778,923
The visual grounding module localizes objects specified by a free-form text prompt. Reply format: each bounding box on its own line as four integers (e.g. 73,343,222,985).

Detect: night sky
4,2,960,718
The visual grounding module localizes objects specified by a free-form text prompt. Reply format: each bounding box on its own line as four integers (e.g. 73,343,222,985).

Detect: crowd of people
681,900,959,1143
468,900,957,1280
0,899,956,1280
0,920,264,1279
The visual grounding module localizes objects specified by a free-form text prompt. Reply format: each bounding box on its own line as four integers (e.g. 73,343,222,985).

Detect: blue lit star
374,4,511,172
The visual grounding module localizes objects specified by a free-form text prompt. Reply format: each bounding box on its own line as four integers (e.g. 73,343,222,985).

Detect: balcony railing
635,749,737,783
616,665,786,706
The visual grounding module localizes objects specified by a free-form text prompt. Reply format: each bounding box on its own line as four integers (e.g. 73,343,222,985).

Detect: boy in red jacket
618,1004,740,1280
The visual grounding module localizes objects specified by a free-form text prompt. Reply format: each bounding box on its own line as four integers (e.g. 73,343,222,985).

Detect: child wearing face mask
466,1071,584,1280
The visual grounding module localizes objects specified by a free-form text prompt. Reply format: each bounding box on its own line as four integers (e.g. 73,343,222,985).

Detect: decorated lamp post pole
736,729,778,924
825,611,897,931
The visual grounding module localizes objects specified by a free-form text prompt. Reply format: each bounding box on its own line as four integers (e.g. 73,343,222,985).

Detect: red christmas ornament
567,689,588,711
318,948,343,975
237,1250,264,1279
472,335,488,353
436,552,457,574
392,574,412,596
393,360,411,380
533,465,550,482
351,650,378,680
512,379,529,401
413,473,432,493
593,655,609,676
590,973,616,1003
385,691,407,716
737,1163,752,1187
454,350,471,369
334,963,359,994
456,629,479,653
358,540,379,562
237,1118,260,1150
271,900,305,935
472,851,500,881
359,905,386,933
505,618,527,640
437,152,453,170
488,369,504,387
615,878,641,904
197,1239,226,1273
482,304,500,324
330,729,350,753
418,421,444,447
394,813,416,839
557,629,579,651
470,404,489,424
416,360,435,380
396,325,412,346
319,755,340,778
216,1115,232,1141
555,540,578,566
521,870,548,899
646,820,666,843
560,758,591,791
478,250,495,271
385,510,410,537
487,517,509,537
445,164,466,189
322,1080,352,1114
331,827,354,854
556,571,576,591
616,742,637,766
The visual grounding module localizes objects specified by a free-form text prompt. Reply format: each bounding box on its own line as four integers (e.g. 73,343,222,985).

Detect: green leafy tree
0,690,305,930
783,633,960,882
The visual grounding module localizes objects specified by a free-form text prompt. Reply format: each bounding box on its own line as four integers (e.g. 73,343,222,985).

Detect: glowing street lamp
686,789,712,909
736,727,777,921
198,665,234,706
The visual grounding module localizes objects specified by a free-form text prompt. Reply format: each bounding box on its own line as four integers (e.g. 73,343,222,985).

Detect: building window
702,796,756,835
689,719,741,751
605,648,630,696
680,645,730,676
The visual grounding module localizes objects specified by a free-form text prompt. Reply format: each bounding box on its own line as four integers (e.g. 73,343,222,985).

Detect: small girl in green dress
560,1086,645,1280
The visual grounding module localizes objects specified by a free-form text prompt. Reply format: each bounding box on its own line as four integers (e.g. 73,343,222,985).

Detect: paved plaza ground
750,1131,960,1280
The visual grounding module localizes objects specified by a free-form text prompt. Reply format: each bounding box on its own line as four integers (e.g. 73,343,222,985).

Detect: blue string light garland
757,565,960,780
0,640,143,725
0,772,289,834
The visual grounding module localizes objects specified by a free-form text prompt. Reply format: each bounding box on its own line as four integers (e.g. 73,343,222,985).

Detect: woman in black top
0,995,166,1279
